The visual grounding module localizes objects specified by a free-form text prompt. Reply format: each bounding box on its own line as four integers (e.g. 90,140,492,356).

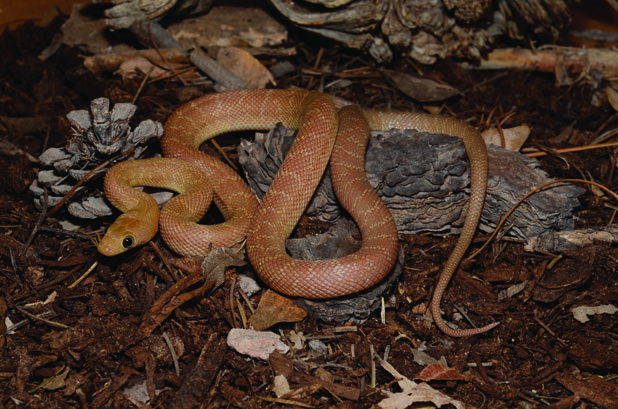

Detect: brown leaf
415,363,469,382
556,371,618,409
249,290,307,331
269,350,294,377
383,70,460,102
217,46,275,89
201,246,247,292
115,56,168,80
607,86,618,112
481,124,530,151
378,357,465,409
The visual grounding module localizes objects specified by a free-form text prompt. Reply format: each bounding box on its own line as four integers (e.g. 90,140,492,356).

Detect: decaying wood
239,124,583,241
267,0,596,64
525,225,618,254
82,48,188,74
290,219,405,323
237,123,585,323
468,47,618,80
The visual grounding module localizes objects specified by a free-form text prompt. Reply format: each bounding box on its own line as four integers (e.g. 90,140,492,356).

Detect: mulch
1,9,617,409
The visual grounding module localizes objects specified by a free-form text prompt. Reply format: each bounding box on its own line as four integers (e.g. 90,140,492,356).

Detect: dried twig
467,46,618,79
469,178,618,260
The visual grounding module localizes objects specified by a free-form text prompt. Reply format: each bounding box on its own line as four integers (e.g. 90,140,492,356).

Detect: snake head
98,212,158,256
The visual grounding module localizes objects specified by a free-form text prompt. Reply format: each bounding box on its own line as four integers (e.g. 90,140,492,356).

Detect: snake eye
122,236,135,249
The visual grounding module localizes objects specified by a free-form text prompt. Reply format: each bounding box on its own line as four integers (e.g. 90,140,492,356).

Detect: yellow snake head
97,212,158,256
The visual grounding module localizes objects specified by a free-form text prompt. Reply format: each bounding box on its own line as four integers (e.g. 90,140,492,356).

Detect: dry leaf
378,357,465,409
498,281,528,301
123,378,152,406
571,304,618,323
226,328,289,360
556,371,618,408
273,374,291,397
30,366,70,393
269,350,294,377
288,330,305,350
383,70,460,102
217,46,275,89
115,56,168,80
415,363,469,382
481,124,530,151
201,246,247,291
408,347,443,366
607,86,618,112
249,290,307,330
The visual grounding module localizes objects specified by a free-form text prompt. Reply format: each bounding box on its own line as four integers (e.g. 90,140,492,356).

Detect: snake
97,89,499,337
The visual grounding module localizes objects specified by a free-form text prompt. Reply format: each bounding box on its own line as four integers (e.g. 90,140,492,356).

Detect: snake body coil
98,90,498,337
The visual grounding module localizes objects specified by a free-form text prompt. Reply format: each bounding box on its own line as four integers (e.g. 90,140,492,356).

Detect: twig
45,160,110,218
9,248,21,283
236,297,248,329
137,272,214,338
163,332,181,377
91,371,132,409
36,265,83,291
148,241,175,280
6,310,55,333
145,21,189,86
237,287,255,314
370,344,376,388
15,307,69,330
257,396,315,408
21,187,48,257
189,49,250,90
209,139,239,172
67,261,99,289
469,178,618,261
45,147,136,219
524,141,618,158
229,277,238,329
533,315,556,337
131,66,154,105
466,46,618,79
462,72,509,95
38,226,92,240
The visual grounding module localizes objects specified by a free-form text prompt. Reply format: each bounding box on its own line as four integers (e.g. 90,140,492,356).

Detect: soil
1,6,618,409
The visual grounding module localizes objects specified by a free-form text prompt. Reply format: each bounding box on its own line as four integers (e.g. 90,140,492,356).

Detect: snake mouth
97,242,125,257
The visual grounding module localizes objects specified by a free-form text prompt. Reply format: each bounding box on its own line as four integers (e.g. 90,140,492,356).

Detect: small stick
469,178,618,260
21,187,48,257
466,46,618,79
15,307,69,330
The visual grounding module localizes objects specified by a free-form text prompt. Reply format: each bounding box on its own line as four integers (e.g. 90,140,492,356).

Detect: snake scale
97,89,499,337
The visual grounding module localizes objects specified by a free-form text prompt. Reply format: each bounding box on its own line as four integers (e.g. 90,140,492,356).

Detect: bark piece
238,125,583,241
167,6,288,50
525,226,618,253
268,0,578,64
170,335,226,409
289,219,405,323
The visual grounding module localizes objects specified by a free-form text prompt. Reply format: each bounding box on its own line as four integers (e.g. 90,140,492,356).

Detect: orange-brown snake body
98,90,499,337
